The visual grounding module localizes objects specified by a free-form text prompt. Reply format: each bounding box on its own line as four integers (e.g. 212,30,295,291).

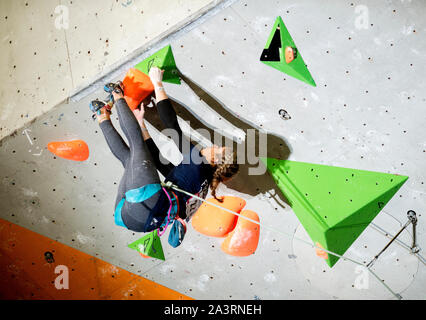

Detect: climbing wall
0,0,223,140
0,218,191,300
0,0,425,300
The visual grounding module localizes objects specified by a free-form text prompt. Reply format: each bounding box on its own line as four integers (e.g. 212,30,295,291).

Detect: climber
90,67,239,246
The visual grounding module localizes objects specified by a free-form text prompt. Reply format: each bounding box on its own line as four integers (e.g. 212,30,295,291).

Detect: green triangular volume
128,231,165,261
135,45,181,85
260,16,316,87
262,158,408,267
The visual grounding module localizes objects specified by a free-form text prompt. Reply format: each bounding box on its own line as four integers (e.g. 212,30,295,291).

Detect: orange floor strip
0,218,192,300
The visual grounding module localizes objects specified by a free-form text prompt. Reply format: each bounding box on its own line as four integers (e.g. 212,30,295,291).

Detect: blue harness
114,183,178,232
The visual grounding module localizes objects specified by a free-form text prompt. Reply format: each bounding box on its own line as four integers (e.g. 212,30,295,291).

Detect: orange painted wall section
0,218,192,300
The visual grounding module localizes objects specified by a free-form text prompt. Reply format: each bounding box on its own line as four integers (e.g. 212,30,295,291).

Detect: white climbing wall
0,0,425,300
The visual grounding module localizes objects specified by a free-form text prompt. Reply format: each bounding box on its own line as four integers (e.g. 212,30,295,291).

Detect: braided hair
210,149,239,202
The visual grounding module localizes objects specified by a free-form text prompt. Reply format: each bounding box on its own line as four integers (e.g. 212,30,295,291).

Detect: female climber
90,67,239,246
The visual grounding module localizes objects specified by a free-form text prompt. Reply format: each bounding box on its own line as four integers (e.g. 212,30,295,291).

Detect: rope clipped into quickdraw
160,181,403,300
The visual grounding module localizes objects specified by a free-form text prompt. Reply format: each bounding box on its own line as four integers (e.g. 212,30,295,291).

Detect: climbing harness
114,183,186,247
161,189,187,248
160,181,423,300
157,188,179,237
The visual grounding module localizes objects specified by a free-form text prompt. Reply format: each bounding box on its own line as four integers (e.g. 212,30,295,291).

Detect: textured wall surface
0,0,425,300
0,0,223,140
0,218,192,299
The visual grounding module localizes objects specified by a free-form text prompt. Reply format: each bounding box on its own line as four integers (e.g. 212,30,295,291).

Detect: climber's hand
133,104,145,125
149,67,164,87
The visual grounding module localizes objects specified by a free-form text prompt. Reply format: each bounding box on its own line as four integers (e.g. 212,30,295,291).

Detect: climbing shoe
104,80,124,103
89,99,112,121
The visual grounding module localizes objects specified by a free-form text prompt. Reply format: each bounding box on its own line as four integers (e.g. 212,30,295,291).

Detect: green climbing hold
260,16,316,87
128,230,165,261
262,158,408,267
135,45,181,85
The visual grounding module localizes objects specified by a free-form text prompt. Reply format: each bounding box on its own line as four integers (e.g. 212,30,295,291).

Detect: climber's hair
210,149,239,202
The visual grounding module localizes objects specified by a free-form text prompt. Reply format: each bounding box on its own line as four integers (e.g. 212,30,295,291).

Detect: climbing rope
161,181,408,300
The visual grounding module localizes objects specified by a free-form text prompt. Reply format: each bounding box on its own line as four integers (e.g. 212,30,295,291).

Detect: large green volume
262,158,408,267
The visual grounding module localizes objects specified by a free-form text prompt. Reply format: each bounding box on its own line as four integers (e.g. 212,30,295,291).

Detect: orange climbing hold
47,140,89,161
315,242,329,260
221,210,260,257
191,196,246,238
139,252,150,259
122,68,154,110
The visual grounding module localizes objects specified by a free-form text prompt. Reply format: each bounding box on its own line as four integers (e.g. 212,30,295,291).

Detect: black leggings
99,98,184,232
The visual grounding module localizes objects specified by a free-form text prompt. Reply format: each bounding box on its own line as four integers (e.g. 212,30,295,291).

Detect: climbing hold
260,16,316,87
262,158,408,267
135,45,181,85
128,230,165,261
191,196,246,237
221,210,260,257
44,251,55,263
47,140,89,161
278,108,291,120
122,68,155,110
